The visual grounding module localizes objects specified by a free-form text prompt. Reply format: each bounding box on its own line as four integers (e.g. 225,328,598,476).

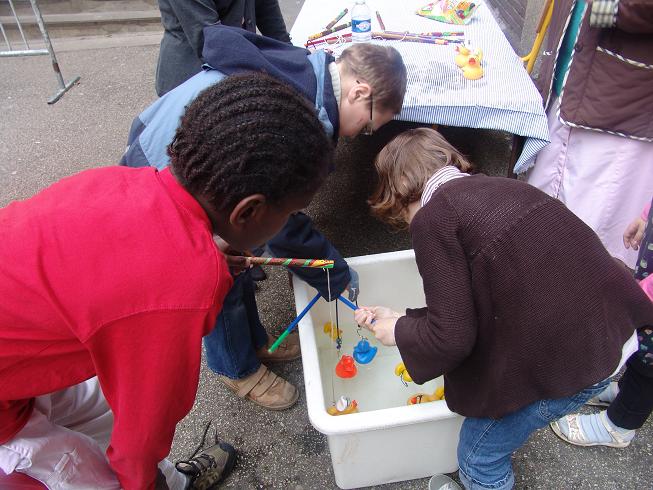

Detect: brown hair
369,128,473,228
337,44,407,114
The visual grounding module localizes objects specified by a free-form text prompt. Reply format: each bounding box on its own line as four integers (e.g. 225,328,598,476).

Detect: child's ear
347,80,372,103
229,194,266,226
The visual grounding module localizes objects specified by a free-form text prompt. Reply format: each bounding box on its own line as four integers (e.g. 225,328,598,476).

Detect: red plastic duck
335,355,358,378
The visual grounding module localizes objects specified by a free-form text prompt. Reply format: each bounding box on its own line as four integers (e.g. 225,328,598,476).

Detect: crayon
376,11,386,31
307,21,352,41
325,8,348,30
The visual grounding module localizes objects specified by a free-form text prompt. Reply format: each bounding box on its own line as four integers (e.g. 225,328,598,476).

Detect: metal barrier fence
1,0,79,103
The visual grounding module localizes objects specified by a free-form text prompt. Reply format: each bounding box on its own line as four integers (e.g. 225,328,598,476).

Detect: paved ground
1,2,651,489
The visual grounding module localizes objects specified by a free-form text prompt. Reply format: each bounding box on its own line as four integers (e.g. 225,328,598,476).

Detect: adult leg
457,380,608,490
526,99,653,268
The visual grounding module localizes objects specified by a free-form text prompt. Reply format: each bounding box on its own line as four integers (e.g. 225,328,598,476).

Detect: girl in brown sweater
354,128,653,490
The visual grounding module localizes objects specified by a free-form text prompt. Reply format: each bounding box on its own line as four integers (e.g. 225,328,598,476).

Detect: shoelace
175,420,218,477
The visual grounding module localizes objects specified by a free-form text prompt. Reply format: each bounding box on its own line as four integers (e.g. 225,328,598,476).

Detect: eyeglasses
361,94,374,136
357,80,374,136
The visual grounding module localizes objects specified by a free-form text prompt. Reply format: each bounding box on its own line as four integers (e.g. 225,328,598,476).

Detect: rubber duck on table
327,396,359,416
454,45,471,67
462,54,484,80
336,355,358,378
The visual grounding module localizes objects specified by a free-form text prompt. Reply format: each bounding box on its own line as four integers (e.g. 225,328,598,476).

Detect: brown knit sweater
395,175,653,419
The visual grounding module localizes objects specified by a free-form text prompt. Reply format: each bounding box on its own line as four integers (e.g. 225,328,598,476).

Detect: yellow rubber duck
323,321,342,340
394,362,413,384
327,396,359,416
462,55,484,80
455,45,483,68
454,45,471,67
407,386,445,405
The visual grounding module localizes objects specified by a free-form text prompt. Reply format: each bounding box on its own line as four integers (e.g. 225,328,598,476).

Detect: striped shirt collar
420,166,469,207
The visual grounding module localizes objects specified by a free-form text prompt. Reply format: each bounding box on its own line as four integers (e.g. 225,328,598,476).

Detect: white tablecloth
290,0,549,173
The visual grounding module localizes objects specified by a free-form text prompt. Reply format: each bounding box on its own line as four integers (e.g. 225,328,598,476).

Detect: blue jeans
456,378,610,490
204,270,268,379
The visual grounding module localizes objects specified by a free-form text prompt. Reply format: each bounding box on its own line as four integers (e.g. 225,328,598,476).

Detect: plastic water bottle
351,0,372,43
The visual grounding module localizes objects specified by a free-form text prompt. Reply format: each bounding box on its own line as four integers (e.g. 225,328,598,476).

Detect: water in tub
318,322,443,413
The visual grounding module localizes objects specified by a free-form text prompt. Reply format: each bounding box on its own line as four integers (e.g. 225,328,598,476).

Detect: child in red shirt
0,73,333,490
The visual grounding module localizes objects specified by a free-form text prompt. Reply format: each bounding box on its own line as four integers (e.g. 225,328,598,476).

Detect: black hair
169,72,333,211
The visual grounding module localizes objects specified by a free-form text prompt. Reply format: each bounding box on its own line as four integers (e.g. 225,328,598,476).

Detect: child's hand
354,306,401,346
369,316,398,346
623,217,646,250
213,237,250,275
354,306,376,327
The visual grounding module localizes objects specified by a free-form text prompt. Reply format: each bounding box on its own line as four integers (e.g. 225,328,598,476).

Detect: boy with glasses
121,25,407,411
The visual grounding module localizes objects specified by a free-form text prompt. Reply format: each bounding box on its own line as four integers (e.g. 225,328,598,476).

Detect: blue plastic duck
353,339,377,364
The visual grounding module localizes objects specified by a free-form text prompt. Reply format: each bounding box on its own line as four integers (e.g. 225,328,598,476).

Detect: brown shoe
218,365,299,410
256,333,301,363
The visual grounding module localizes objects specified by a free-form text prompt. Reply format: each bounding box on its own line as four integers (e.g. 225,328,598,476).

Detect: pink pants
526,99,653,268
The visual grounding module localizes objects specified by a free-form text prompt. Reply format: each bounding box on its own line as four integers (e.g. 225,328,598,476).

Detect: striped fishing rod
245,256,334,269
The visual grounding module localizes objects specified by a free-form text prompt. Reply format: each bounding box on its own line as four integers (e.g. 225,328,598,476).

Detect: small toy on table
408,386,445,405
454,44,484,80
455,44,482,67
327,395,359,416
462,54,483,79
336,355,358,378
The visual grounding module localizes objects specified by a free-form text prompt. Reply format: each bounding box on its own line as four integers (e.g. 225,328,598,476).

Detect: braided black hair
169,72,333,211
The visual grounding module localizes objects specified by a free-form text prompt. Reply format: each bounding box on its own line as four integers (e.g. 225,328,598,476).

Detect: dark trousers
607,329,653,430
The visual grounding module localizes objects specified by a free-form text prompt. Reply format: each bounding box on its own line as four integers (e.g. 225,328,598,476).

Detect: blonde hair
337,44,407,114
369,128,473,228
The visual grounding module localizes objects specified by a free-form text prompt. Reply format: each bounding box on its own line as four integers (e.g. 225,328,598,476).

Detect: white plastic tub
293,249,464,489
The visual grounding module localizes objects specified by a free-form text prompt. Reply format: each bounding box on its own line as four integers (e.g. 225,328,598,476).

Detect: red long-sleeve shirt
0,166,232,489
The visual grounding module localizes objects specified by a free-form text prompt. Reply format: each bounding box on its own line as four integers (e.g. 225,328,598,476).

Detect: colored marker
376,10,386,31
308,21,352,41
325,8,348,30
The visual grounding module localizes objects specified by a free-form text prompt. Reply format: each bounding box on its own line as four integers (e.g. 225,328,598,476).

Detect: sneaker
429,474,462,490
586,381,619,407
256,333,301,363
218,364,299,410
176,424,237,490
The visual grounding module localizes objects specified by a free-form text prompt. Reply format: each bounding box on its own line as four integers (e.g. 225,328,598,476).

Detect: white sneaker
429,474,462,490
